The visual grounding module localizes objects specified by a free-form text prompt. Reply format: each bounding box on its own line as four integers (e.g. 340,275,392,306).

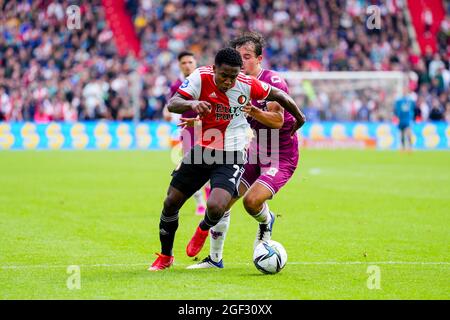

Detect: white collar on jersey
256,68,264,80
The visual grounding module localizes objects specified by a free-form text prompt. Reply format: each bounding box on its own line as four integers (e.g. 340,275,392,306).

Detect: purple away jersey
248,69,298,159
169,78,196,153
241,69,299,196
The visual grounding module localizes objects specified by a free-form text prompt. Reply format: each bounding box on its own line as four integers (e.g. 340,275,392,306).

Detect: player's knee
243,194,263,215
163,194,182,214
206,199,227,219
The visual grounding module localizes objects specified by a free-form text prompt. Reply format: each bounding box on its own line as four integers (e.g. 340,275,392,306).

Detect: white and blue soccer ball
253,240,287,274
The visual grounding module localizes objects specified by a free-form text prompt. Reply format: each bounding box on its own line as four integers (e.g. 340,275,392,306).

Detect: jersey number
233,164,240,177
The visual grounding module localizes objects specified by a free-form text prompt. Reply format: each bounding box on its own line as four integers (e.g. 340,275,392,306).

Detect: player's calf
242,190,275,248
186,208,223,257
163,187,186,216
243,192,266,216
187,189,232,257
158,187,187,257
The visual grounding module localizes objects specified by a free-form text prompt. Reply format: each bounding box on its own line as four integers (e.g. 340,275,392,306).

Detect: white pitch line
287,261,450,265
0,263,147,270
1,261,449,270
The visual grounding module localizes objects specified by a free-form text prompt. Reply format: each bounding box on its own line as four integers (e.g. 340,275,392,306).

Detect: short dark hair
177,51,194,61
229,31,265,56
214,47,243,68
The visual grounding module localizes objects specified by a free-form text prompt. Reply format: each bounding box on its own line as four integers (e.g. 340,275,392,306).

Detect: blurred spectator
428,97,445,121
445,102,450,122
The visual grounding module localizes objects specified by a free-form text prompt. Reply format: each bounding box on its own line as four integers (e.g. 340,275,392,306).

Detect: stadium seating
0,0,448,122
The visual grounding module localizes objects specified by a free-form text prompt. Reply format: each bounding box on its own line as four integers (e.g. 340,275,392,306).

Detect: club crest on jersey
180,79,189,88
261,82,269,91
237,95,247,105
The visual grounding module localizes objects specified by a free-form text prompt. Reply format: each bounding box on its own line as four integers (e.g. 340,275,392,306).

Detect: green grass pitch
0,149,449,299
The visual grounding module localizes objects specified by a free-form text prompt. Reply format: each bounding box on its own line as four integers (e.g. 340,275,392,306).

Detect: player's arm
163,83,178,121
244,101,284,129
162,105,172,121
266,86,306,135
167,69,211,117
167,92,211,116
178,116,201,128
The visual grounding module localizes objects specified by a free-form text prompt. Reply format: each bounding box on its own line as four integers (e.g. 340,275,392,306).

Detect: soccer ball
253,240,287,274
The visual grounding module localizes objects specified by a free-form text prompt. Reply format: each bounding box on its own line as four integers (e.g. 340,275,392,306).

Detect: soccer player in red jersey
149,48,305,271
188,32,303,269
163,51,208,216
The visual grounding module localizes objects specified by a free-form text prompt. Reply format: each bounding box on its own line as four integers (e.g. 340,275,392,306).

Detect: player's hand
178,117,201,129
191,101,211,117
162,106,172,122
243,102,258,117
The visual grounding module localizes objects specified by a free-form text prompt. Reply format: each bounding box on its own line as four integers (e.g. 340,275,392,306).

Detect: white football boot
254,212,275,249
186,255,224,269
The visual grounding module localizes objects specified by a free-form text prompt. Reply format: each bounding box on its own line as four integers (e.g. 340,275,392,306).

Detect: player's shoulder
182,67,213,89
198,65,214,74
261,69,287,86
195,66,215,84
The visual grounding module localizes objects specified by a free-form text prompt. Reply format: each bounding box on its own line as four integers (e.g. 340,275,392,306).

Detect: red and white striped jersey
177,66,271,151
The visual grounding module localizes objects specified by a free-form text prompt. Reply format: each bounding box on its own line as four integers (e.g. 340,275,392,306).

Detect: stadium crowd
0,0,449,122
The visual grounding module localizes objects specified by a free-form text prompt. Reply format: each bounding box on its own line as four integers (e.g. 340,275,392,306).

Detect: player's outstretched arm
162,105,172,121
178,116,201,128
167,92,211,116
266,86,306,135
243,102,284,129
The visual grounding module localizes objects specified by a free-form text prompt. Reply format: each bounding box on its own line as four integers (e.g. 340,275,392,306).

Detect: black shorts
170,145,246,198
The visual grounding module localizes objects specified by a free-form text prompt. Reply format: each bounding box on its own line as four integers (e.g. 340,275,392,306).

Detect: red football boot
186,226,209,257
148,253,174,271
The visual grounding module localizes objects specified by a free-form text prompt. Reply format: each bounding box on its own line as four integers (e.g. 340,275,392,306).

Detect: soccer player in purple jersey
188,32,305,269
163,51,208,216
